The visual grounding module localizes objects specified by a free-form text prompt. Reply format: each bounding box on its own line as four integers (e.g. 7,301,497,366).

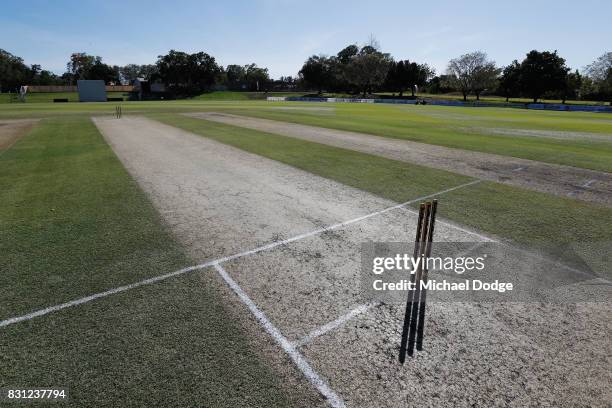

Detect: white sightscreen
77,80,106,102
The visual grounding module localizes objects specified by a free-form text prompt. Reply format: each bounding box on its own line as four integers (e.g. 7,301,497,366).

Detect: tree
271,76,297,91
584,52,612,105
472,64,501,100
584,52,612,82
408,62,434,96
65,53,119,84
87,61,120,83
425,75,453,94
0,49,62,91
32,69,60,85
243,63,270,91
139,65,158,81
329,45,360,92
225,64,246,90
219,63,270,91
386,60,434,97
385,60,405,95
299,55,334,94
120,64,158,83
597,68,612,105
25,64,61,86
66,53,96,83
561,70,582,103
156,50,222,94
498,61,521,102
336,45,359,65
518,50,569,103
445,51,497,101
579,76,597,100
0,49,28,91
344,50,392,96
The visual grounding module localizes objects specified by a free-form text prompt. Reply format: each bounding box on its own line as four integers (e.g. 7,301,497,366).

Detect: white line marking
215,180,488,264
291,238,611,348
581,179,596,188
0,180,484,328
293,302,378,348
0,264,210,328
213,263,345,408
292,243,490,347
512,167,524,172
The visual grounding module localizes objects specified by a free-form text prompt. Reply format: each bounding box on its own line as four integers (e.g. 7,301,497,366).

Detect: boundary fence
25,85,134,93
266,96,612,113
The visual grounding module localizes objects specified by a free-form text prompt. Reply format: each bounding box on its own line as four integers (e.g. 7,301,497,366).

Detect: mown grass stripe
154,113,612,271
0,116,318,407
213,104,612,172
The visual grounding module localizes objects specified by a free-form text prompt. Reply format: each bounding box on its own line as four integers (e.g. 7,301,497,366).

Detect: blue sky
2,0,611,78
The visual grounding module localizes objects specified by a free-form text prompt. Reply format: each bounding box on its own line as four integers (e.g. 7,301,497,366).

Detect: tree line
1,45,610,104
65,50,279,96
0,49,63,91
299,43,433,98
0,49,277,96
299,45,611,104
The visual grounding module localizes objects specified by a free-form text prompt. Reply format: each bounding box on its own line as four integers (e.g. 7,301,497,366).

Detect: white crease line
293,302,378,348
581,179,596,188
0,264,211,328
292,243,489,348
213,263,345,408
1,180,484,328
215,179,489,264
291,239,611,349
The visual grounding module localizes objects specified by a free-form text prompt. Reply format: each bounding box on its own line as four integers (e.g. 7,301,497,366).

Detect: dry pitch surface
187,112,612,206
92,116,611,407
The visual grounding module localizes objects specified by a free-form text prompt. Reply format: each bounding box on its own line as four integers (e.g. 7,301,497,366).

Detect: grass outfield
0,92,128,104
1,99,610,406
0,91,304,104
153,113,612,266
3,100,611,172
0,117,316,407
192,91,306,100
214,103,612,172
0,117,186,315
388,92,610,106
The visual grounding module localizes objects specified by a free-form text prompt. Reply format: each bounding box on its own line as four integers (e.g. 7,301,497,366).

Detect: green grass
1,99,611,171
154,113,612,265
192,91,307,100
0,117,187,316
211,102,612,172
0,117,315,407
192,91,252,100
412,92,610,106
0,90,302,104
6,89,608,105
0,91,128,103
207,90,609,106
150,113,473,199
0,99,260,120
1,97,610,405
